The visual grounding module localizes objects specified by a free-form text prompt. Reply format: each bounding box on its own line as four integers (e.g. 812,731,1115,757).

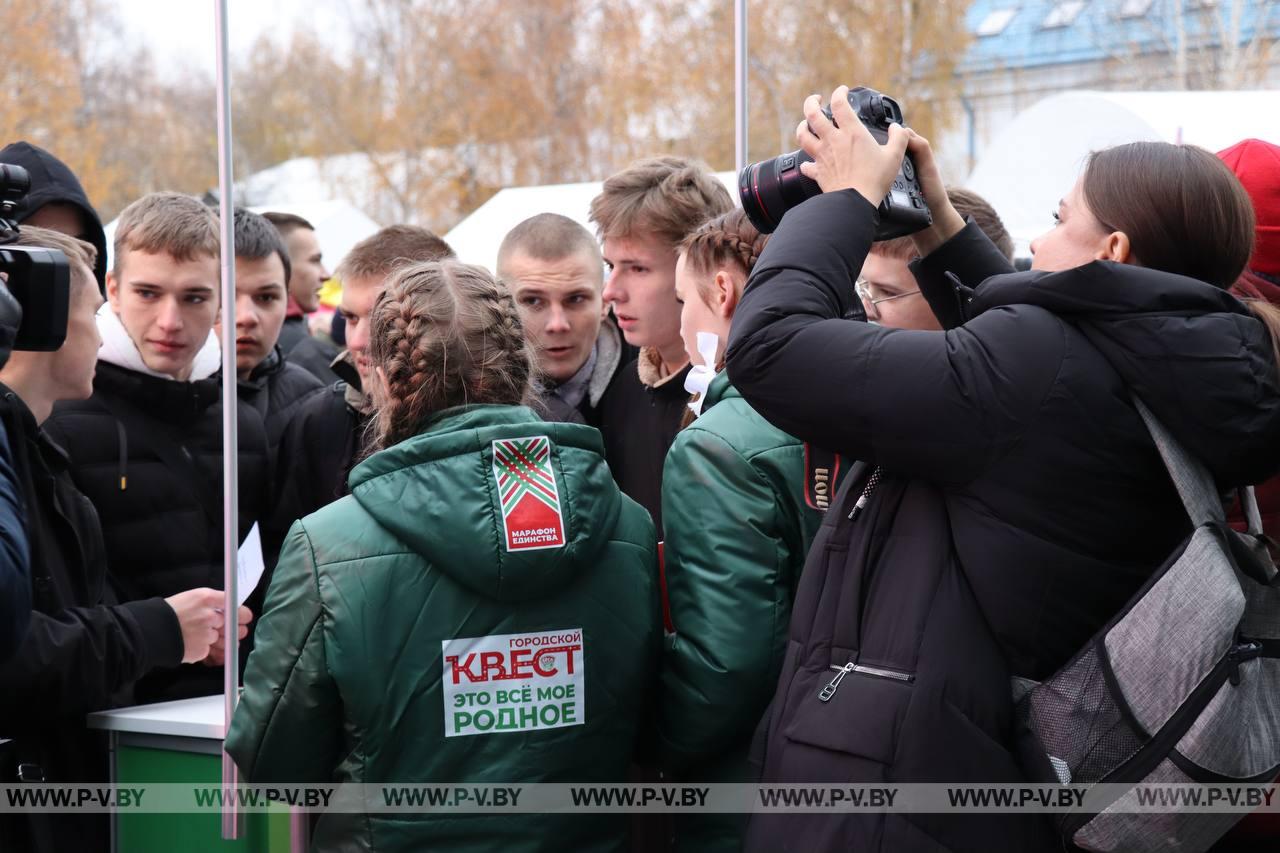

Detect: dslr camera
739,86,932,240
0,163,70,369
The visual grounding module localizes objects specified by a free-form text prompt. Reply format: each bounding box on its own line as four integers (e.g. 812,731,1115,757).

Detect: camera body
738,87,932,240
0,163,70,367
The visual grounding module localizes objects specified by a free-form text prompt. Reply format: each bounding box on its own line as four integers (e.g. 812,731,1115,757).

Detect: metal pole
734,0,748,172
214,0,241,841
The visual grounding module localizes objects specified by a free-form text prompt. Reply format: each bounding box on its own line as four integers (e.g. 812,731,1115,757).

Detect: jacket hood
0,141,108,293
971,261,1280,484
348,404,623,601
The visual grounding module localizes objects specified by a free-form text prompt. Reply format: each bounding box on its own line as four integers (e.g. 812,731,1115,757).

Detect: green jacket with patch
226,405,660,853
659,372,841,847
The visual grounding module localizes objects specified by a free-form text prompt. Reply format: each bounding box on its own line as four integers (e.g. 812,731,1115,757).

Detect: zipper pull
819,663,855,702
848,467,882,520
1228,640,1264,687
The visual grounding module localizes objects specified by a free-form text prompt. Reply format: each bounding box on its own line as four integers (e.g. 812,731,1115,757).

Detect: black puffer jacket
237,345,323,455
261,378,366,565
286,333,341,385
725,191,1280,852
595,348,692,538
44,363,269,701
0,388,181,853
0,141,108,292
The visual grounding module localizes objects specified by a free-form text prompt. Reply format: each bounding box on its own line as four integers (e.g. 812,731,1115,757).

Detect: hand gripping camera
738,87,932,240
0,163,70,369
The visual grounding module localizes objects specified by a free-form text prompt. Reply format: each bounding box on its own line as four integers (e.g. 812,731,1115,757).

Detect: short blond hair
335,225,454,285
589,156,733,251
113,192,219,274
12,225,97,293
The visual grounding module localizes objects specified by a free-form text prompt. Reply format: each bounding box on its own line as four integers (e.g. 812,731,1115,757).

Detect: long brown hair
366,260,533,451
1082,141,1279,364
1082,142,1255,289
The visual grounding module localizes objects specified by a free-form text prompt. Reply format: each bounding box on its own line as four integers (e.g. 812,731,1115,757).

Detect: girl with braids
228,261,661,853
658,210,844,853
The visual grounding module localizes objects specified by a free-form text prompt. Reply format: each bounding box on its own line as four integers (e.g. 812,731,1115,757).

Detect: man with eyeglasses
856,187,1014,329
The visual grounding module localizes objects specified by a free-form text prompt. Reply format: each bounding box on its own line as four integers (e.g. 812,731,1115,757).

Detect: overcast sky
117,0,347,75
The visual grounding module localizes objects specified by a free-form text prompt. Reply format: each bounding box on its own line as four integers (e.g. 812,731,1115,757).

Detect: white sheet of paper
236,522,266,608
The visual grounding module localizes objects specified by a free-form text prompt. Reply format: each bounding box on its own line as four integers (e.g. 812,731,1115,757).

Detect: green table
87,696,302,852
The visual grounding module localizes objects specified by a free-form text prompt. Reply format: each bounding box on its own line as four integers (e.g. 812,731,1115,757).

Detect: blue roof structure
961,0,1280,75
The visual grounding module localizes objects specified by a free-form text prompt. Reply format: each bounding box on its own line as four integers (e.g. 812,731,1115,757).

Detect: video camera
738,86,932,240
0,163,70,367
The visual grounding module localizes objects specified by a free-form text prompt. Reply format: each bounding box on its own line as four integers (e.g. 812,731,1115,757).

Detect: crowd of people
1,87,1280,853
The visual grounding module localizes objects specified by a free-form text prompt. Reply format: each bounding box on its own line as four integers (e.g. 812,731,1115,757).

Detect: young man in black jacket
44,193,268,703
264,225,454,561
588,156,733,536
224,209,322,454
0,227,244,853
497,213,632,425
261,211,341,382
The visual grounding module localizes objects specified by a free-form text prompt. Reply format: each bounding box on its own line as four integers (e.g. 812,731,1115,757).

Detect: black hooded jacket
261,360,366,565
0,141,108,292
0,387,181,853
237,345,323,455
724,191,1280,852
44,363,270,702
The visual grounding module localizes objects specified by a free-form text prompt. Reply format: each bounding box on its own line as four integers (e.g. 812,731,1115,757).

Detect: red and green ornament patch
491,436,567,552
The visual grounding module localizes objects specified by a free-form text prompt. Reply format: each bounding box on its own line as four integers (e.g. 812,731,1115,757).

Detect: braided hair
366,260,534,451
678,209,770,308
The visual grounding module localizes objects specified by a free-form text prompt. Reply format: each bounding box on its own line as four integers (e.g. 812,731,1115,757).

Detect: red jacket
1221,270,1280,850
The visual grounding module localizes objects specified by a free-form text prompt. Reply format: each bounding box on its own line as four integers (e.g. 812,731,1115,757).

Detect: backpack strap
1132,398,1224,527
1135,397,1279,585
1239,485,1265,537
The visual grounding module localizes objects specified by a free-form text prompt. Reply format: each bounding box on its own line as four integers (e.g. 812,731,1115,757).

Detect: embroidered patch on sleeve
442,629,585,737
491,435,567,552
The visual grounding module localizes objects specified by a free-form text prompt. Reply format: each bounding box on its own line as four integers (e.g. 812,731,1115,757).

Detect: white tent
965,90,1280,256
103,199,381,272
444,173,738,274
246,200,381,271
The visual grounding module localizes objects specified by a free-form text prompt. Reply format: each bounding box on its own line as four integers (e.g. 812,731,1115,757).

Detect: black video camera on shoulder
738,86,931,240
0,163,70,369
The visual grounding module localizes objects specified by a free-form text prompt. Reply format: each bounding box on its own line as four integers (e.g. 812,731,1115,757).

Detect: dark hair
367,260,533,450
337,225,455,284
874,187,1013,262
497,213,601,274
261,211,315,239
1082,142,1255,290
233,208,292,286
1083,142,1280,365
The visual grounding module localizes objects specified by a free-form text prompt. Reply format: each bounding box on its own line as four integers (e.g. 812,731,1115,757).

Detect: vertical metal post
734,0,749,172
213,0,241,841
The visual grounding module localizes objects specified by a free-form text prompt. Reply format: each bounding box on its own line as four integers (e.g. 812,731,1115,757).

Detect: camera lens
738,149,823,234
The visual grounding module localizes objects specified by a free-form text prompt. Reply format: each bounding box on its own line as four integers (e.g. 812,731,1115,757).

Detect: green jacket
226,405,660,853
660,371,840,782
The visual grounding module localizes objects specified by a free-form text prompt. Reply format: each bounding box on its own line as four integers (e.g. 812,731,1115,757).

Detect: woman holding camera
724,86,1280,852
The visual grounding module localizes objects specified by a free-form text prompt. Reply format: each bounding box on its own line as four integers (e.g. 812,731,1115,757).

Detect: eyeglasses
855,278,921,313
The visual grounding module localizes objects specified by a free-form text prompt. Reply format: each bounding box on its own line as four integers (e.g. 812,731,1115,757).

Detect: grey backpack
1013,399,1280,852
